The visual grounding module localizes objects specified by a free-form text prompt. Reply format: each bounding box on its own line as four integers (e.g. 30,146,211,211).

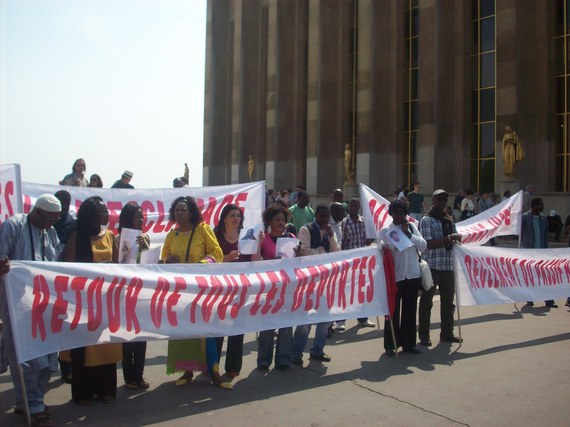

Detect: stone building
203,0,569,209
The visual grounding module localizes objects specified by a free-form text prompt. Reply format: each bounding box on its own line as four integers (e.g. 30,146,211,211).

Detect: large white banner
360,184,523,245
454,244,570,306
0,164,23,221
455,191,523,245
5,247,388,363
22,181,265,244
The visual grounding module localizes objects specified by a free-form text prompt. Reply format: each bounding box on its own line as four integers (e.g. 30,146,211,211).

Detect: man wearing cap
418,189,463,346
111,170,135,189
0,194,62,426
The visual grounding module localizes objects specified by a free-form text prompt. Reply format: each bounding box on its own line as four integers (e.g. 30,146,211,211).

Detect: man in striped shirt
340,198,375,328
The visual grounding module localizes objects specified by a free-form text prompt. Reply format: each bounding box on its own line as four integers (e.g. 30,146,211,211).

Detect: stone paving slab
1,296,569,427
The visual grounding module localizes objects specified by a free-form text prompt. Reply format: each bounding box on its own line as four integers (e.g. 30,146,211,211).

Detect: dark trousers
71,347,117,402
384,278,420,350
418,269,456,341
215,334,244,374
122,342,147,383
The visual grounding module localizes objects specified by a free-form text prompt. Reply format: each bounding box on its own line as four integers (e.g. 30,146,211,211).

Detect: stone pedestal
499,177,521,198
343,181,358,200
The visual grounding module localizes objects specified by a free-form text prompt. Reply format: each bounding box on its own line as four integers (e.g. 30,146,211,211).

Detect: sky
0,0,207,189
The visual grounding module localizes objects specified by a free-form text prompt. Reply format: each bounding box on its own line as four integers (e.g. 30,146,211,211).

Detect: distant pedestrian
111,170,134,189
61,158,88,187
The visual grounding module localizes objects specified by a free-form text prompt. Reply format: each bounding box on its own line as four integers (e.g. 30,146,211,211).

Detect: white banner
5,247,388,363
359,183,419,239
360,184,523,245
455,191,523,245
21,181,265,245
0,163,23,221
454,244,570,306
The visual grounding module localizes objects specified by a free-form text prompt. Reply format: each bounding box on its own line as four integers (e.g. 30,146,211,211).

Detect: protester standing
61,158,88,187
340,198,375,328
62,196,122,405
113,203,151,390
213,204,260,378
111,170,135,189
291,204,340,365
0,194,62,427
257,206,298,371
522,198,557,308
379,200,427,356
160,197,231,389
418,189,463,346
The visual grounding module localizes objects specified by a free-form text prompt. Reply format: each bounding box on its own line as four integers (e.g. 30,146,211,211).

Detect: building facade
203,0,569,208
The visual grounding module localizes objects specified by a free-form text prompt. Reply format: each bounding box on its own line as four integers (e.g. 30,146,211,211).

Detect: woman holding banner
257,205,298,371
378,199,427,357
113,203,150,390
160,197,231,389
62,196,122,405
214,204,261,379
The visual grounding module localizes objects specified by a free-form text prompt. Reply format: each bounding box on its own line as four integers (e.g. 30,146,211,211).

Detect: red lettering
365,255,376,302
167,277,187,326
271,270,290,314
50,275,69,333
107,277,126,333
261,271,280,315
198,197,218,225
1,180,15,220
292,269,309,312
151,277,170,328
87,277,104,331
337,261,350,309
201,276,224,322
370,200,390,231
70,276,87,330
125,277,143,333
218,275,240,320
231,274,251,318
31,275,50,340
349,258,361,304
250,273,266,316
190,276,209,323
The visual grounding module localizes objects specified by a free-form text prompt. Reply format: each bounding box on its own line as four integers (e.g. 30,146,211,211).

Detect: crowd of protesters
1,163,569,426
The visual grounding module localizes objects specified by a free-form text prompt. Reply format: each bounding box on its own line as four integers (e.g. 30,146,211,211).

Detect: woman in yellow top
160,196,231,389
63,196,122,405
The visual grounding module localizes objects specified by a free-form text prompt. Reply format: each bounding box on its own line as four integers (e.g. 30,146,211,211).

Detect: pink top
260,233,295,260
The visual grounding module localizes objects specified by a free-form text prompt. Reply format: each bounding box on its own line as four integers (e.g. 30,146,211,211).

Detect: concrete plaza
1,295,569,427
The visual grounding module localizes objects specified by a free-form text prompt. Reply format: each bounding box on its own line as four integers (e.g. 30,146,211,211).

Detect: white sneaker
336,321,346,332
359,320,376,328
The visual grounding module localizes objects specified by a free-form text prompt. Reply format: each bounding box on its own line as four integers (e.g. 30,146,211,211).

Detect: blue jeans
291,322,330,358
10,361,52,414
257,327,292,368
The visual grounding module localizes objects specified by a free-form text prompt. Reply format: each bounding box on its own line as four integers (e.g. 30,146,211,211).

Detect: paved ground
1,296,569,427
2,237,569,426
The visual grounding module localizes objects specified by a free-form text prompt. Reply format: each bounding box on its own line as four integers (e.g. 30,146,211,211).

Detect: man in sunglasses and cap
418,189,463,347
0,194,63,426
111,170,135,189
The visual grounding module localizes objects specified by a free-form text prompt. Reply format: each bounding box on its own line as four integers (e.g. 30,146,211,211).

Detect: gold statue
248,155,255,181
183,163,189,183
344,144,354,182
502,126,524,177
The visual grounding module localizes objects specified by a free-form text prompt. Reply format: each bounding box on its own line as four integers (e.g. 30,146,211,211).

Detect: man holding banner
0,194,62,427
418,189,463,346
